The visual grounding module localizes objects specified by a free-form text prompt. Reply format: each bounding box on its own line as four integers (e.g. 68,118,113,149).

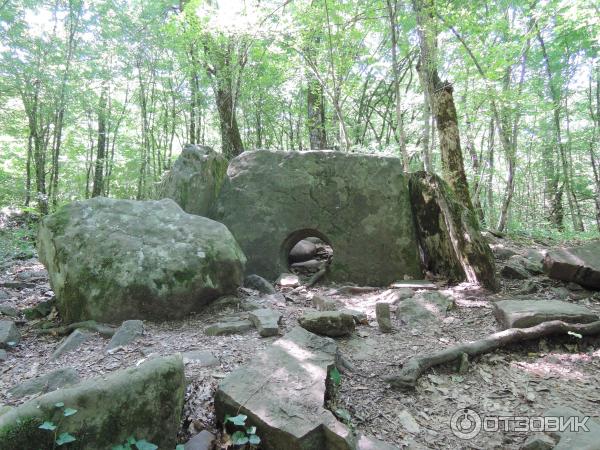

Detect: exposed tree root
34,320,116,337
384,320,600,390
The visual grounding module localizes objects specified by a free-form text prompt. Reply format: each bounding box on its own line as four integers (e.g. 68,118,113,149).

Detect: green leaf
330,367,341,386
38,421,57,431
246,426,256,434
175,445,185,450
248,434,261,445
56,433,77,445
225,414,247,426
54,402,65,408
335,408,351,422
134,439,158,450
63,408,78,417
231,431,249,445
111,445,129,450
127,436,136,444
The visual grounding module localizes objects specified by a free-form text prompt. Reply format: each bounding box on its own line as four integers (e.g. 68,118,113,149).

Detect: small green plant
111,436,181,450
37,402,78,448
224,414,261,448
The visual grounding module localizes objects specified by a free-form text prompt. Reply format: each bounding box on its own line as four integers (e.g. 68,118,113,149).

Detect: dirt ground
1,234,600,449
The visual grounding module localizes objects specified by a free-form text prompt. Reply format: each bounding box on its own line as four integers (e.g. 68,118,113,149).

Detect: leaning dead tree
384,319,600,390
409,172,498,291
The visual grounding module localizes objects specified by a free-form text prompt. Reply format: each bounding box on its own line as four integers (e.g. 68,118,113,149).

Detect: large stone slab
37,197,246,323
0,355,184,450
544,406,600,450
494,300,599,329
214,327,395,450
213,150,422,285
544,242,600,289
156,144,228,216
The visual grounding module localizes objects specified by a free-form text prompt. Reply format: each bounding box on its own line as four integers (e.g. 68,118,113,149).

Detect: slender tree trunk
92,86,107,197
413,0,473,211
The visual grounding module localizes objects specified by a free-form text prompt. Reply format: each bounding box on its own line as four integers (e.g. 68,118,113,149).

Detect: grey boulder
544,242,600,289
8,368,80,398
0,321,19,348
494,299,599,329
107,320,144,351
37,197,246,323
156,144,228,216
298,311,355,337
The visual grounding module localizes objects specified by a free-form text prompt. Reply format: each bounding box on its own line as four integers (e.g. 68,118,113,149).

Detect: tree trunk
412,0,474,211
92,86,107,197
307,76,327,149
215,86,244,159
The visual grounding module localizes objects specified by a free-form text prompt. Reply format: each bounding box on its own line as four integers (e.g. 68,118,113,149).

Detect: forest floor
1,214,600,449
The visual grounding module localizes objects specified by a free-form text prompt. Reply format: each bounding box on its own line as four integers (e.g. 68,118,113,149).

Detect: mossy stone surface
38,197,246,323
213,150,422,285
0,355,185,450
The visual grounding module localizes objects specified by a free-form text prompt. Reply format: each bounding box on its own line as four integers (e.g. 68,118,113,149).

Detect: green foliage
37,402,79,448
111,436,158,450
224,414,261,449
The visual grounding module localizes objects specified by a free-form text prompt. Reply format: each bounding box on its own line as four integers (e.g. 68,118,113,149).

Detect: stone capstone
37,197,246,323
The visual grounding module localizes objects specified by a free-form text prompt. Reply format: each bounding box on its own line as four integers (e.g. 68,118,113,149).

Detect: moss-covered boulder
38,197,246,323
156,144,228,216
0,355,185,450
212,150,422,285
408,172,498,291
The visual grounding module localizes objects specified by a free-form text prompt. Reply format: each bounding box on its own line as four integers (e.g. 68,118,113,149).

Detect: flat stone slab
214,326,396,450
248,308,282,337
0,320,20,348
494,300,599,329
395,292,454,325
107,320,144,351
182,350,219,367
544,406,600,450
298,311,355,337
52,329,91,359
205,319,254,336
8,368,80,398
544,242,600,289
390,280,436,289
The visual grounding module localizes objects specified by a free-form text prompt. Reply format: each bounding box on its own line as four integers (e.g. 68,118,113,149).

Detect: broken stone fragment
244,274,276,294
288,239,318,263
181,350,219,367
494,300,599,329
544,406,600,450
205,319,254,336
375,302,392,333
395,292,454,325
107,320,144,351
312,294,340,311
276,273,300,288
298,311,355,337
0,320,20,348
51,329,90,359
248,308,282,337
543,242,600,289
8,367,80,398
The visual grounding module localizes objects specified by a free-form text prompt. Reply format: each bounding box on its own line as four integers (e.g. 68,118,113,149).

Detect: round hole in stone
280,229,334,278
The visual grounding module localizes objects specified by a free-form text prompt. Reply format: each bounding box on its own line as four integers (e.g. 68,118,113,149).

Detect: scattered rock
184,430,216,450
182,350,219,367
340,309,368,325
548,286,572,300
23,298,55,319
214,150,422,285
520,434,555,450
290,259,324,271
395,292,454,325
8,367,80,398
516,280,539,295
398,410,420,434
205,319,254,336
248,308,282,337
0,349,7,361
0,355,185,449
51,329,91,360
543,242,600,290
501,263,530,280
312,294,340,311
0,290,9,301
379,288,414,304
544,406,600,450
107,320,144,351
156,144,228,216
457,353,469,374
289,239,318,263
524,248,546,263
493,299,599,329
276,273,300,288
298,311,355,337
37,197,246,323
566,281,584,291
0,305,19,318
244,274,276,294
0,320,20,348
375,302,393,333
492,245,519,260
214,327,389,450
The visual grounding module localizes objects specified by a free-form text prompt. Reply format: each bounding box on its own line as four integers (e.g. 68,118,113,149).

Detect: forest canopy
0,0,599,236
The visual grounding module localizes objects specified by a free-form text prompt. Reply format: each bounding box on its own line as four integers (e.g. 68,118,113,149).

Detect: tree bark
92,85,107,197
413,0,474,211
